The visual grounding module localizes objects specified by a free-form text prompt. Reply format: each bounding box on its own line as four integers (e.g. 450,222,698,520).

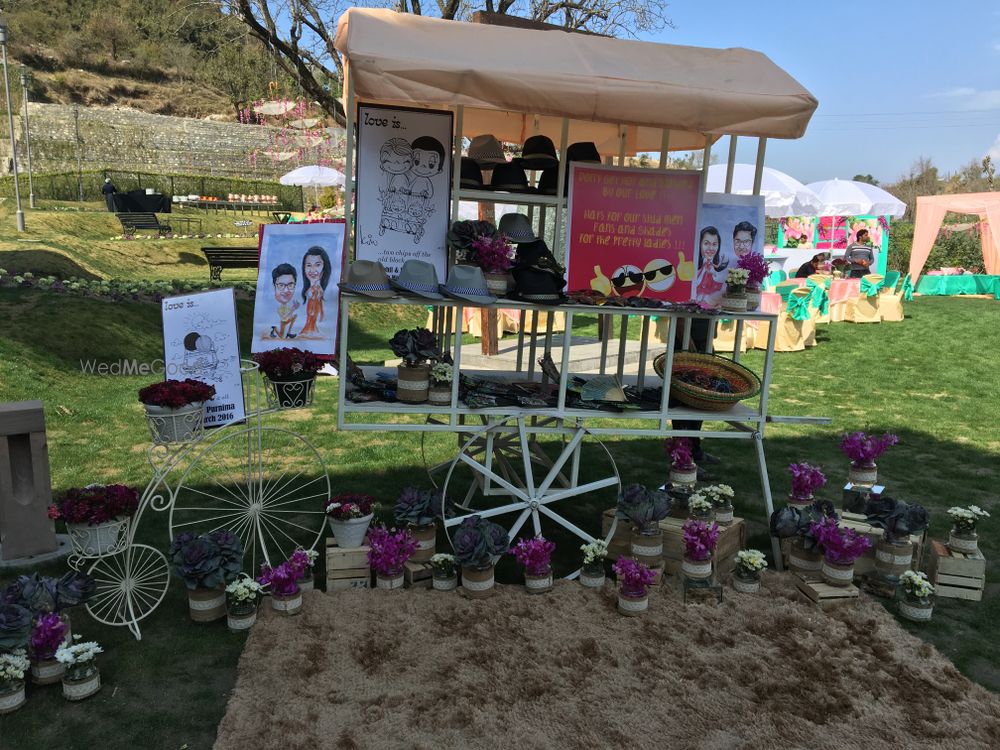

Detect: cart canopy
334,8,818,154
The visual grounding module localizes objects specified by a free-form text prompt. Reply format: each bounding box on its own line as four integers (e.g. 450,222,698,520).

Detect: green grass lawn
0,202,998,748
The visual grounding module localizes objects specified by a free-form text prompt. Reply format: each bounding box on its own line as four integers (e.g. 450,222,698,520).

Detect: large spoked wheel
441,416,620,578
169,426,330,574
86,544,170,641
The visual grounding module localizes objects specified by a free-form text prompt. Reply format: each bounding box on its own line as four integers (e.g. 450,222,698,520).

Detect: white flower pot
327,513,373,548
848,462,878,486
66,517,127,556
617,592,648,616
732,575,760,594
682,555,713,580
821,559,855,587
432,574,457,592
0,681,25,714
188,587,226,623
714,506,734,525
62,669,101,701
31,658,66,685
144,402,205,444
947,530,979,554
376,574,405,590
899,599,933,623
745,288,762,311
580,571,605,588
461,564,495,598
524,573,553,594
669,466,698,485
427,386,452,406
271,591,303,615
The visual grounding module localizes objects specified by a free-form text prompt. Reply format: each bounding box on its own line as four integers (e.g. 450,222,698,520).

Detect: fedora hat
391,259,444,300
510,239,566,304
439,264,497,305
460,158,484,190
536,166,559,196
497,213,538,244
489,163,532,193
566,142,602,164
338,260,396,298
467,134,507,167
515,135,558,171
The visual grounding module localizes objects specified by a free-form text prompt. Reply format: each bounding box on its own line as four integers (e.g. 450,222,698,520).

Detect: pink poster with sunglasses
565,165,702,301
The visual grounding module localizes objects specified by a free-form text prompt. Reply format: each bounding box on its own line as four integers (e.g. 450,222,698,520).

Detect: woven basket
652,352,761,411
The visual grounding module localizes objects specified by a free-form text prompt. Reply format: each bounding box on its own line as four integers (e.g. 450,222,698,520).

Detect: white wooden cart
332,10,825,570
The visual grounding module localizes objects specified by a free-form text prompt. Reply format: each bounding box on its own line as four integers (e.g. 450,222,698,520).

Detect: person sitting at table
845,229,875,278
795,252,827,278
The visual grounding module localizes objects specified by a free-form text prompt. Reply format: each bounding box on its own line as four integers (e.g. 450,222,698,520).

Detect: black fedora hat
566,142,602,164
537,166,559,196
460,157,483,189
488,162,532,193
515,135,559,171
510,239,566,304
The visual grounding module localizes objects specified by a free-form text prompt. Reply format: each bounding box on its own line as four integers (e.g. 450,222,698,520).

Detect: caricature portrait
181,331,219,379
270,263,299,340
298,245,332,338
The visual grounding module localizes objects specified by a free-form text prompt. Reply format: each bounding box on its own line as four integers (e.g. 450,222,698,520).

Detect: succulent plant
865,496,929,543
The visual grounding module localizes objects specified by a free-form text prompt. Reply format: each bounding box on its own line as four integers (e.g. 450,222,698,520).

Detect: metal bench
201,247,259,281
116,211,171,237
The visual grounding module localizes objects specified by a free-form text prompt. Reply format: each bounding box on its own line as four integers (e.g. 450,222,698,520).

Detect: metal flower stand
74,361,330,640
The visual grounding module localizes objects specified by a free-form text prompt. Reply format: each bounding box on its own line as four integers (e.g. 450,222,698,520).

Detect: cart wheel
169,426,330,574
441,416,620,577
86,544,170,640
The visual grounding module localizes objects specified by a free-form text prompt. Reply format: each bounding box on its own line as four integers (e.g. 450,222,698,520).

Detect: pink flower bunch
366,526,418,577
788,463,827,500
811,517,871,565
30,612,67,661
839,431,899,467
511,536,556,577
737,252,770,288
256,560,303,597
682,520,720,561
138,378,216,408
48,484,139,525
470,233,515,274
664,438,695,470
325,494,375,521
612,557,657,598
288,548,316,577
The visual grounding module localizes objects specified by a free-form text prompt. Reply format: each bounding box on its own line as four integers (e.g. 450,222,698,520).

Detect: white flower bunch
735,549,768,575
947,505,990,532
0,649,29,682
900,570,934,599
726,268,750,285
55,641,103,666
430,553,457,575
580,540,608,564
431,362,454,385
226,576,264,603
703,484,735,508
688,494,712,515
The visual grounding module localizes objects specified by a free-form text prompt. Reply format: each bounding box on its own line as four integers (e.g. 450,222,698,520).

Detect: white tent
706,164,823,217
806,178,907,218
279,165,346,188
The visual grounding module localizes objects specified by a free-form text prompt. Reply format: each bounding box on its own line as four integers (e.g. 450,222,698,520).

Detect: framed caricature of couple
693,194,766,308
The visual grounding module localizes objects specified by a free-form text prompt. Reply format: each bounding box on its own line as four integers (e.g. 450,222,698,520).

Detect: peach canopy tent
909,193,1000,283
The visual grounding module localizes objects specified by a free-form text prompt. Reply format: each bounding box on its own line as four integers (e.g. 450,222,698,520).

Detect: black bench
201,247,259,281
116,211,171,237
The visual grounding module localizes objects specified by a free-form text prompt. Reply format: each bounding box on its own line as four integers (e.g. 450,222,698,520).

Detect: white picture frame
694,193,766,307
355,104,453,280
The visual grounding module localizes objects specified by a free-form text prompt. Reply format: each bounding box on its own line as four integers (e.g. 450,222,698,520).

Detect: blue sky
642,1,1000,184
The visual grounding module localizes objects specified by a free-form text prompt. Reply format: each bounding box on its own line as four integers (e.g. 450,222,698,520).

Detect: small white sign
161,288,245,428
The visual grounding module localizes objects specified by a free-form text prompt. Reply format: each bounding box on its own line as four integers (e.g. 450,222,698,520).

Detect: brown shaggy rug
214,575,1000,750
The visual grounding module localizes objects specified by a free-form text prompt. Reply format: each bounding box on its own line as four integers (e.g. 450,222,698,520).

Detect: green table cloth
916,274,1000,298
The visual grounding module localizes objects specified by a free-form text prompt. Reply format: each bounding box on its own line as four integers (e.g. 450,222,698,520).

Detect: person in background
845,229,875,278
795,252,827,278
102,177,118,212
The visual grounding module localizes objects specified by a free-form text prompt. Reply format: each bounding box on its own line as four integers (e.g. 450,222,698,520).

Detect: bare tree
219,0,672,123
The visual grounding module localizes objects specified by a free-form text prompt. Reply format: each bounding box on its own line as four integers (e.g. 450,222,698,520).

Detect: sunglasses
611,264,674,287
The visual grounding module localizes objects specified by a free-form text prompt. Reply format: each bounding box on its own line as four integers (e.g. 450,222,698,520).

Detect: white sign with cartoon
161,288,245,428
251,222,346,357
355,104,453,280
694,193,766,307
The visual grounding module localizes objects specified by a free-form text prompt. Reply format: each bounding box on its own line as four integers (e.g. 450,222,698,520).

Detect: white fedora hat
439,265,497,306
391,259,444,300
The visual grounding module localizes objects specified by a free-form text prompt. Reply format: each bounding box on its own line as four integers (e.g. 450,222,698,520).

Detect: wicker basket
652,352,761,411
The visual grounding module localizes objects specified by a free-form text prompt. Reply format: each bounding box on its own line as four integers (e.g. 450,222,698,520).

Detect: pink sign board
566,165,702,301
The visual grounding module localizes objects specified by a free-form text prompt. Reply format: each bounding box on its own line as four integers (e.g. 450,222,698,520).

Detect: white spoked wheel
441,416,620,577
169,426,330,574
422,415,570,509
86,544,170,641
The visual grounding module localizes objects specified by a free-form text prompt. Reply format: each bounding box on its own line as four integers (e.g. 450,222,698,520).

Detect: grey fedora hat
391,259,444,300
497,212,538,244
439,264,497,306
338,259,396,298
467,134,507,167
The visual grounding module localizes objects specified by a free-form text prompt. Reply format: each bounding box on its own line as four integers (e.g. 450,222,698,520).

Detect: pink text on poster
566,166,701,302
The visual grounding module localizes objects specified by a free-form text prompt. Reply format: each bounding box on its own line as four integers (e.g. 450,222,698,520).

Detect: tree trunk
479,202,498,356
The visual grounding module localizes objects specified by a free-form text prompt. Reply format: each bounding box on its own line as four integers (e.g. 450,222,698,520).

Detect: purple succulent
0,603,32,650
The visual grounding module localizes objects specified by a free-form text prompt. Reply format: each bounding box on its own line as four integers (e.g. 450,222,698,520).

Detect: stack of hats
498,212,566,304
463,135,601,196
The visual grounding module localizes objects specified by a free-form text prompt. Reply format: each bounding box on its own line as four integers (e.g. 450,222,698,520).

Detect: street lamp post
0,23,25,231
19,65,33,209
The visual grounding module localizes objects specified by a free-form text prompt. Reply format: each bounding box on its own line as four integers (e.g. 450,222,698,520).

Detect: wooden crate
404,560,433,588
927,540,986,602
601,509,746,577
325,537,371,593
780,519,925,579
795,573,859,611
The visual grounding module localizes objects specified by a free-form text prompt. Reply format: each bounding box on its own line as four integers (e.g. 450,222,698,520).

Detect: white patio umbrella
706,163,824,217
279,165,347,206
805,178,907,218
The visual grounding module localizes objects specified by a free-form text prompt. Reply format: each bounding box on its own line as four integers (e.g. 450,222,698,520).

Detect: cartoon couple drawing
693,221,758,306
269,246,331,340
377,136,446,242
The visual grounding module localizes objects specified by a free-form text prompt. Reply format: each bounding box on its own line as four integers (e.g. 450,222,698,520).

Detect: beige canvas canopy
909,192,1000,282
334,8,818,154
